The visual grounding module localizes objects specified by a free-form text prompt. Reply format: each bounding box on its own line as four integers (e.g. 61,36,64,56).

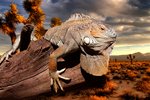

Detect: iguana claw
50,68,70,93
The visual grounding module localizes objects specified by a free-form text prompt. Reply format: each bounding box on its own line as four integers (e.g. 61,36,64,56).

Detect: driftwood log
0,39,85,99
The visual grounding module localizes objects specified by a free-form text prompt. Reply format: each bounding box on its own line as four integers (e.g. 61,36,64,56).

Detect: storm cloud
43,0,150,18
42,0,150,46
0,0,150,55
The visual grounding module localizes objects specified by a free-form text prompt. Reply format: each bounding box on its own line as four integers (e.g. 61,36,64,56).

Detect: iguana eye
101,27,105,30
99,25,106,30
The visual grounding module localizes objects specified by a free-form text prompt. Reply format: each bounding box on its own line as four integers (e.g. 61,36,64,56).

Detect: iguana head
81,22,117,76
67,13,117,47
90,21,117,43
84,21,116,55
80,16,117,76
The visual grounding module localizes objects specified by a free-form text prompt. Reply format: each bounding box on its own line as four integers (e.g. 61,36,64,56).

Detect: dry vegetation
22,61,150,100
1,1,149,100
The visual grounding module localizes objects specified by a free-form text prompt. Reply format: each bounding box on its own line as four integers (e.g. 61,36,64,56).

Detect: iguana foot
49,68,71,93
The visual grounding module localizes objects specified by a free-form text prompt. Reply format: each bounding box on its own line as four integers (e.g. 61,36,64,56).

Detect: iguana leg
49,44,71,93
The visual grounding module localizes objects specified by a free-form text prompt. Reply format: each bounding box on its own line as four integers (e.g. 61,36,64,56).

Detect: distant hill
111,52,150,61
144,53,150,56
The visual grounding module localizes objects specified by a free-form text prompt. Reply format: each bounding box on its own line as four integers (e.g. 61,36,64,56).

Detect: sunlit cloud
0,34,11,55
0,44,11,55
112,44,150,55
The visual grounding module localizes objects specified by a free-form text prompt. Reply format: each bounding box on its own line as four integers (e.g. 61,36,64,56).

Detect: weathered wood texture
0,39,84,99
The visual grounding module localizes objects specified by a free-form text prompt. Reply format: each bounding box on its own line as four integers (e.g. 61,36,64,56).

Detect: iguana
0,13,117,93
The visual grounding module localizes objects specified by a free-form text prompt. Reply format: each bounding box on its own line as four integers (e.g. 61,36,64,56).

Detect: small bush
120,89,146,100
146,68,150,75
89,95,107,100
135,80,150,94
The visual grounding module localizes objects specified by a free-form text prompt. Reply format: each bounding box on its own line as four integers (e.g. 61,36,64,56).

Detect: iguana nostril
107,29,117,38
112,33,116,36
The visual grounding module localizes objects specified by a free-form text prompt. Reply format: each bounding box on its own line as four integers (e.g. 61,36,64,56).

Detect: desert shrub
113,74,122,80
78,80,118,96
126,65,136,70
89,95,107,100
109,65,121,73
142,63,150,67
135,80,150,94
95,81,118,95
120,89,146,100
141,75,150,81
146,68,150,75
145,93,150,100
126,70,138,80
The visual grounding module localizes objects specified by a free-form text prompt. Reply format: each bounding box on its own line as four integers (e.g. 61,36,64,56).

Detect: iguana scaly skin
44,13,117,92
0,13,117,93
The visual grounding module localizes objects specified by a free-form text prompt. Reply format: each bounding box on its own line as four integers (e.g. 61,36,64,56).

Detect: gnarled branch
0,39,85,99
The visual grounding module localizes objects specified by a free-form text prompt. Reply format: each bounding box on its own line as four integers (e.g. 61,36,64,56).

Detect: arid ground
23,61,150,100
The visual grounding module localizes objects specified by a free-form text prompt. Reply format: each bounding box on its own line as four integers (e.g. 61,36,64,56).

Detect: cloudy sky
0,0,150,55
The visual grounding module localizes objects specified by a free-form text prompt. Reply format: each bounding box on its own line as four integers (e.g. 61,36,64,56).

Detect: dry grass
120,89,146,100
135,80,150,93
146,67,150,75
126,70,138,80
89,95,107,100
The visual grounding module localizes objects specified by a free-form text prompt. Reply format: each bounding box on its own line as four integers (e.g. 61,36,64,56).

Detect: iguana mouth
104,39,116,50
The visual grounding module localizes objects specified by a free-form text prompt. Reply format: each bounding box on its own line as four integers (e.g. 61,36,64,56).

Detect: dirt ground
24,61,150,100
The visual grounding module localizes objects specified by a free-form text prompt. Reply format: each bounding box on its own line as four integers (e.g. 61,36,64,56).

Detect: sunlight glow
111,44,150,55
